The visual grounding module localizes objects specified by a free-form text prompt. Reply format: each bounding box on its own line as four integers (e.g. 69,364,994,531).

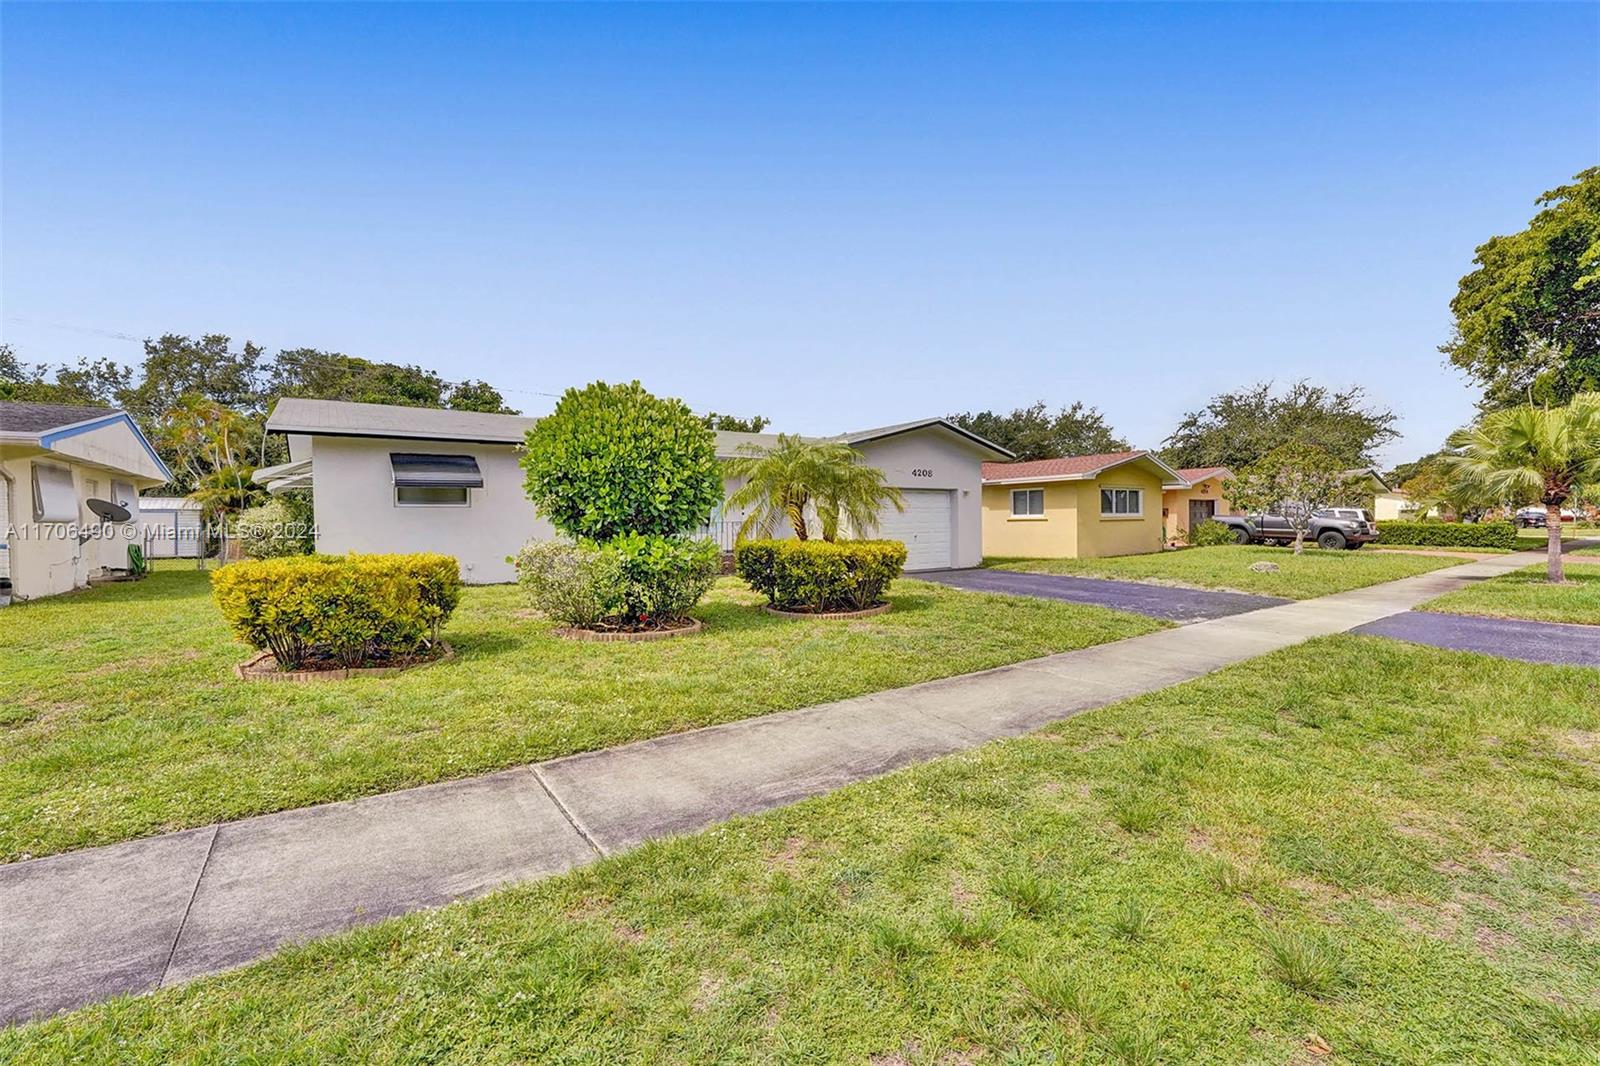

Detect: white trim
394,484,471,508
1009,487,1045,518
1099,486,1144,518
984,451,1188,487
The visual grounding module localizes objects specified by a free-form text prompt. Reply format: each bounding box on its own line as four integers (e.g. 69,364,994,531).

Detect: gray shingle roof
266,397,536,443
0,401,119,435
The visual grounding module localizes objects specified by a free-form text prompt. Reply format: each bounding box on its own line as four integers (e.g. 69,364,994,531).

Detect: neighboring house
980,451,1185,559
0,401,171,600
136,496,205,558
257,398,1011,581
1162,465,1237,542
1373,490,1440,521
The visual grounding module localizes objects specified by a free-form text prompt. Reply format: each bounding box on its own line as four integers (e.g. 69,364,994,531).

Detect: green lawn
1369,543,1512,555
1420,563,1600,626
986,545,1462,599
0,569,1163,863
6,637,1597,1063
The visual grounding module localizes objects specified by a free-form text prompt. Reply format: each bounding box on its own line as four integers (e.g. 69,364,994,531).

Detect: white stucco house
0,401,172,601
257,398,1011,582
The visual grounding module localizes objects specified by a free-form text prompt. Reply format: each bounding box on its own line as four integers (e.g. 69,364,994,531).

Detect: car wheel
1317,531,1346,550
1232,528,1250,545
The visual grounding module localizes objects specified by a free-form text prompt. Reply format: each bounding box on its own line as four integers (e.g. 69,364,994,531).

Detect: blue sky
3,3,1595,464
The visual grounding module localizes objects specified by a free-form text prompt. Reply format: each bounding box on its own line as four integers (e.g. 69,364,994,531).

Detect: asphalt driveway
919,568,1289,622
1354,611,1600,667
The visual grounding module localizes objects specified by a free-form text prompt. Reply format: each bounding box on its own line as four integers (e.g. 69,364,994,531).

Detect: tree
1443,168,1600,409
947,401,1127,461
1443,395,1600,582
1162,380,1399,471
120,334,266,423
702,412,770,433
152,396,265,520
1224,442,1365,554
0,345,127,405
265,349,516,413
724,435,904,542
520,380,722,541
1396,454,1499,522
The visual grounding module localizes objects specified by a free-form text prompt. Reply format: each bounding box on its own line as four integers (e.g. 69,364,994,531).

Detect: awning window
32,463,77,523
389,453,484,489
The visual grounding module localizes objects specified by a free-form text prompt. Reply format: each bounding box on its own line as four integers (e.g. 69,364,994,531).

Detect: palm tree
723,435,904,542
1444,394,1600,582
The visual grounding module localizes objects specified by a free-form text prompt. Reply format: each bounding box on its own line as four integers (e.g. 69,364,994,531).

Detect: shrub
734,539,907,613
511,535,717,629
1373,519,1517,549
520,380,723,540
232,497,316,559
212,553,461,669
1187,519,1239,548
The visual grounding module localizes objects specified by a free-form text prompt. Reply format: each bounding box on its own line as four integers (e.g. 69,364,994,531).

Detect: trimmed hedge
1187,520,1239,548
213,553,462,669
735,539,907,613
1374,520,1517,549
511,535,718,629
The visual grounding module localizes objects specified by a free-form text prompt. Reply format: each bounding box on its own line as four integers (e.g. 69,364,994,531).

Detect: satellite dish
87,498,132,523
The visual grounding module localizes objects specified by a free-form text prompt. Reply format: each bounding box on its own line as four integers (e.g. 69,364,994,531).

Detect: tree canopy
1161,380,1399,471
1223,442,1367,554
1443,168,1600,409
701,412,770,433
947,401,1127,461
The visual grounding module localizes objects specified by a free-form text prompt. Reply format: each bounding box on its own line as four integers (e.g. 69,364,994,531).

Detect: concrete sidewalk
0,551,1540,1026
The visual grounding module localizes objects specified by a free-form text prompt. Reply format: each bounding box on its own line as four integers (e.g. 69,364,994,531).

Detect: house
1162,466,1237,542
980,450,1185,559
256,398,1011,581
0,401,171,600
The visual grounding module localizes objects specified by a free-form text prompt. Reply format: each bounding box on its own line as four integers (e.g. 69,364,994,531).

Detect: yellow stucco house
1162,465,1237,543
981,451,1186,559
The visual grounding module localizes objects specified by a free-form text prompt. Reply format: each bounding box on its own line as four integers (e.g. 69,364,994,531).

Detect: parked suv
1211,508,1379,550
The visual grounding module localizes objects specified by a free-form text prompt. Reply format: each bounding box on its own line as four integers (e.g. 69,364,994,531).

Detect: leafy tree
1443,168,1600,408
1224,442,1365,554
0,345,126,405
1162,380,1399,471
1444,395,1600,582
947,401,1126,461
152,396,265,519
265,349,516,414
724,435,904,542
1396,455,1499,522
702,412,770,433
120,334,266,422
521,380,722,540
444,378,515,413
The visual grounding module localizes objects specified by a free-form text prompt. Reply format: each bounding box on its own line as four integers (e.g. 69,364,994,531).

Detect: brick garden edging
762,602,892,620
234,642,456,682
554,618,704,642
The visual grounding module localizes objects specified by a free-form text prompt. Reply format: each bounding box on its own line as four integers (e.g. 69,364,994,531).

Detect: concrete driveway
919,567,1288,622
1354,611,1600,667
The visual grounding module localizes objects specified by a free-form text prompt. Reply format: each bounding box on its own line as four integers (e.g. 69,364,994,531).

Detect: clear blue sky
3,3,1595,464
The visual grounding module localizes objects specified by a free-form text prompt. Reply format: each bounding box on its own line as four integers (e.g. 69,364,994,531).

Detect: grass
1370,542,1512,554
5,637,1598,1063
0,568,1163,862
986,544,1461,599
1420,562,1600,626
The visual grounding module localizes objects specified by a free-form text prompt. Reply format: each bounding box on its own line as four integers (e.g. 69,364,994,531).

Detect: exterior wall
1074,466,1166,557
852,428,987,569
981,482,1080,558
0,451,146,600
1161,476,1235,542
308,435,553,584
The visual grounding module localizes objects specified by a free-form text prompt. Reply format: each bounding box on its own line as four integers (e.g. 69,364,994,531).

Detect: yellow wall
981,465,1167,559
1161,476,1233,542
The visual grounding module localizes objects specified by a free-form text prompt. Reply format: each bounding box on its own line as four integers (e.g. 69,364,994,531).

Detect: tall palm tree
1444,394,1600,582
724,435,904,542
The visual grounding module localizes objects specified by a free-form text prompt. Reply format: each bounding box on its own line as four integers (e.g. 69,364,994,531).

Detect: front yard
6,636,1596,1063
0,567,1163,862
1420,559,1600,626
986,545,1461,599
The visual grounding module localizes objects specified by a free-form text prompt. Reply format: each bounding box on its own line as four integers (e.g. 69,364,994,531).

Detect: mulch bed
554,618,704,643
235,642,455,682
763,602,891,620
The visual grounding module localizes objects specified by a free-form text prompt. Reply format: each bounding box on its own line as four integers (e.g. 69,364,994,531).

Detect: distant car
1212,508,1379,550
1515,506,1578,527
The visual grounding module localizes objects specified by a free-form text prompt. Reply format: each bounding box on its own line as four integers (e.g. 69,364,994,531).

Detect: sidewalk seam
530,766,606,858
158,825,219,988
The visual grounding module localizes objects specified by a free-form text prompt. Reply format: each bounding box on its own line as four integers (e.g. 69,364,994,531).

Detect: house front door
1188,498,1216,530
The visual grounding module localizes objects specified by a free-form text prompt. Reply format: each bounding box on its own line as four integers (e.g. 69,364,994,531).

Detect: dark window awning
390,453,484,488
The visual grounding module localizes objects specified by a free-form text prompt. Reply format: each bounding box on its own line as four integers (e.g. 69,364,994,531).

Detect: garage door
876,489,953,571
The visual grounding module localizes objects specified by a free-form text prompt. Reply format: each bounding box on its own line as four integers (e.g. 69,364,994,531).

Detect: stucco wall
981,482,1080,558
0,453,145,599
1075,466,1166,557
1161,476,1234,542
308,436,553,584
852,427,987,569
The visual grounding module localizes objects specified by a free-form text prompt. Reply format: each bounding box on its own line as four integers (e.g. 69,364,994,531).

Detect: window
1099,487,1142,517
32,463,77,522
396,485,470,507
1010,488,1044,517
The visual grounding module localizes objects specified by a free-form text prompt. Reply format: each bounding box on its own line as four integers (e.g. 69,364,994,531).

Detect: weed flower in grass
1260,924,1347,998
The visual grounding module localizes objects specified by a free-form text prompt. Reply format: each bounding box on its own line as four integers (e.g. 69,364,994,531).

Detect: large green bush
212,553,461,669
1187,520,1240,548
520,381,723,540
512,535,718,629
232,496,316,559
1374,520,1517,549
735,539,907,613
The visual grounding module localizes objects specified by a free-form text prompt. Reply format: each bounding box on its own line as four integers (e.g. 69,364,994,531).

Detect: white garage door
876,489,953,571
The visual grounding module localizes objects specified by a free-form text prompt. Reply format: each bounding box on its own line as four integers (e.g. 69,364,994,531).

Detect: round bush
512,539,623,630
512,535,717,630
1187,520,1238,548
735,539,907,613
520,381,723,540
232,497,316,559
